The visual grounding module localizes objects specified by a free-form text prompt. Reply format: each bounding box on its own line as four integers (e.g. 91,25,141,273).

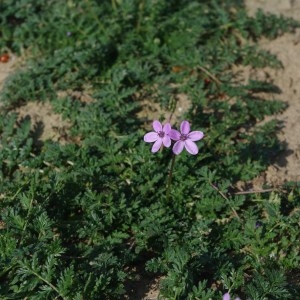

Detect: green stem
166,154,176,201
19,195,34,246
136,0,145,32
209,181,240,221
21,262,67,300
111,0,117,10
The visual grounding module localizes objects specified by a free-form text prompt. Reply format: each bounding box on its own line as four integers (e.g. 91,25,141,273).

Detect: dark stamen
180,134,188,141
158,131,165,138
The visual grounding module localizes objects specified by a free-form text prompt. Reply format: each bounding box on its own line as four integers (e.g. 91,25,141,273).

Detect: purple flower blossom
223,293,231,300
169,120,204,155
223,293,241,300
144,120,171,153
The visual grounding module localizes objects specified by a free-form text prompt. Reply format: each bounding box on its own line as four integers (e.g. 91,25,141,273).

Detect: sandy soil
0,53,73,145
0,1,300,299
244,0,300,187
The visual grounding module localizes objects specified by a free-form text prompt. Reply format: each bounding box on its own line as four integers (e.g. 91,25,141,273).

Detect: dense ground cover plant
0,0,299,299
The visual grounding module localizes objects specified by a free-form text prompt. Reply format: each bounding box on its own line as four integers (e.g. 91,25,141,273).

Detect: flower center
158,131,165,138
180,134,188,141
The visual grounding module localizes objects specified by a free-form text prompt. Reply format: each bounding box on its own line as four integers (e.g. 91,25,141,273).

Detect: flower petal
151,139,163,153
180,120,190,135
223,293,230,300
162,135,171,148
172,140,185,155
169,129,181,141
153,120,162,132
163,122,171,134
144,132,158,143
185,139,198,155
188,131,204,141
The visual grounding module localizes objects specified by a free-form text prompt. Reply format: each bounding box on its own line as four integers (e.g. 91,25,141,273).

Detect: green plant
0,0,299,299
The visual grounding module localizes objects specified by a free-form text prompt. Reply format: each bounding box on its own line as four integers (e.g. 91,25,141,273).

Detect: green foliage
0,0,299,299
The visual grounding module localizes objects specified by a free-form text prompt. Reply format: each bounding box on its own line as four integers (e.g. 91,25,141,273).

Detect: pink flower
144,120,172,153
223,293,241,300
223,294,230,300
169,120,204,155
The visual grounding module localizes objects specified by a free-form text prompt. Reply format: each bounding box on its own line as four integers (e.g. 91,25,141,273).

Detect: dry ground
1,1,300,299
244,0,300,187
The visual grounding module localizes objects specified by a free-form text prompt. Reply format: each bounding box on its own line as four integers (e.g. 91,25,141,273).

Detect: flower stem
209,181,240,221
111,0,117,10
166,154,176,201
